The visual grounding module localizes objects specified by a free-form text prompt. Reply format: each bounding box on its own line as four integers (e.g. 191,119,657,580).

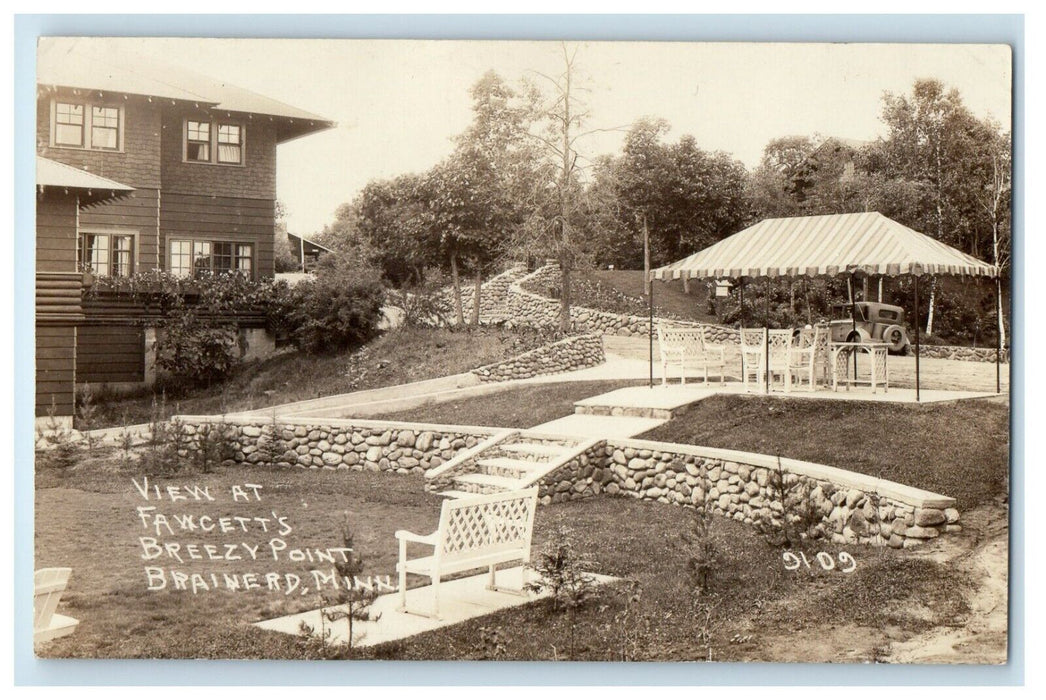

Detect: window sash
170,239,253,278
54,101,122,150
54,102,85,147
185,120,244,164
81,233,134,277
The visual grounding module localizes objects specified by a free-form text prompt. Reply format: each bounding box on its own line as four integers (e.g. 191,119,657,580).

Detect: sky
63,39,1013,236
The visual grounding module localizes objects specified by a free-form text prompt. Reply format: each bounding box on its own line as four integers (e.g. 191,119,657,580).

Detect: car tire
882,325,908,354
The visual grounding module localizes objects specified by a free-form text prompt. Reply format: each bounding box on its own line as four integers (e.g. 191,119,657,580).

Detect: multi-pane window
91,106,120,149
52,101,121,150
54,102,84,147
169,240,193,278
216,124,242,164
80,233,134,277
184,119,244,164
186,121,211,162
170,240,254,278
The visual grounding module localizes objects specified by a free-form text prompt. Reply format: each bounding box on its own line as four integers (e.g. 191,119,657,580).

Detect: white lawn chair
657,323,726,386
768,329,794,392
789,325,829,391
34,568,78,645
740,328,766,392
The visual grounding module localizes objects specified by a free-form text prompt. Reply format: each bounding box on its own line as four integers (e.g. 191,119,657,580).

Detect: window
51,100,122,150
170,239,254,278
79,232,134,277
186,121,211,162
216,124,242,164
91,106,120,149
184,119,244,165
54,102,84,147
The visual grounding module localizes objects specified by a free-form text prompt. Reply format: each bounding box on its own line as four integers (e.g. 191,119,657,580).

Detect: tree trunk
471,270,482,328
683,277,690,294
925,277,936,336
559,260,572,332
450,253,464,326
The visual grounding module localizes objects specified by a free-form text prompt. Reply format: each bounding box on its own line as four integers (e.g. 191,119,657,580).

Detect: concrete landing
578,382,1002,410
255,566,616,648
529,413,666,438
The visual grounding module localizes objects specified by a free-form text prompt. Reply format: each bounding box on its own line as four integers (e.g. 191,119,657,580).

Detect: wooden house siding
160,193,276,278
37,94,163,189
160,110,277,201
79,188,161,271
76,325,145,383
36,325,77,417
36,191,79,273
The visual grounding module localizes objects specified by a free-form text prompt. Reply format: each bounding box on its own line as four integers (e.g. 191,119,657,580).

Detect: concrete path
255,566,616,648
529,413,667,439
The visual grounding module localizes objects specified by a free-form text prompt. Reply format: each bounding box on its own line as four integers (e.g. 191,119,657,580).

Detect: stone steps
476,456,547,479
452,472,528,494
501,442,572,458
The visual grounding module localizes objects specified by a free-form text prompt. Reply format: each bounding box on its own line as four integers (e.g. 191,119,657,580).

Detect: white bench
34,568,79,645
396,487,539,619
657,323,726,386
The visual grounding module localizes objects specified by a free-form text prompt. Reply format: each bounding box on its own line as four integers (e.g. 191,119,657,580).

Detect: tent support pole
739,277,744,327
850,272,859,379
914,275,921,402
996,275,1002,394
765,277,770,394
648,273,655,389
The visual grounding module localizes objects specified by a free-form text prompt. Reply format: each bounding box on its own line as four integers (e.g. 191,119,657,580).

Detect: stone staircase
425,430,598,498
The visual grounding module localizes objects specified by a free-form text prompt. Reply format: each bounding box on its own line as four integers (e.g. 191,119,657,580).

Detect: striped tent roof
651,212,997,281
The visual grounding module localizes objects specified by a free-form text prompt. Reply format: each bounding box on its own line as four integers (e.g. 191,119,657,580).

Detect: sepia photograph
30,35,1013,665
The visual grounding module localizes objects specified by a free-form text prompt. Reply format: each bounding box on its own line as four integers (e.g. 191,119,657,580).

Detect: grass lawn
374,379,645,428
82,326,565,429
639,395,1010,509
582,269,718,324
36,454,972,661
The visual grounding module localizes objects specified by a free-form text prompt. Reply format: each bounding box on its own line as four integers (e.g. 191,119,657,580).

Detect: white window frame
78,228,138,277
49,98,124,152
182,118,246,166
168,239,255,279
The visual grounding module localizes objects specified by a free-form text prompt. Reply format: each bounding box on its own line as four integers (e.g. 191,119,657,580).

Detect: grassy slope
639,395,1009,509
579,269,719,323
374,379,645,428
84,326,563,428
36,457,971,661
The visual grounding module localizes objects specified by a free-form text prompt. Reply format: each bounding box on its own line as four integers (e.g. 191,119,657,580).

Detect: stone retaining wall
175,417,960,549
178,416,496,475
918,344,1009,363
527,438,960,549
471,334,605,382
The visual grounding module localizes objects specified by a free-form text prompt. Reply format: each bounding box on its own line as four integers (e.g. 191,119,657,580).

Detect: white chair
740,328,766,392
789,325,829,391
657,323,726,386
767,329,794,392
34,568,78,645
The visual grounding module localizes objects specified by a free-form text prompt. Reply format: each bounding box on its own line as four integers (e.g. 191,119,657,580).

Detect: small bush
287,255,385,354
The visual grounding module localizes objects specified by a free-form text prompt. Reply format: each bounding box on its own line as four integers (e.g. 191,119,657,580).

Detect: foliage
35,400,82,471
680,502,721,596
285,254,386,354
386,267,455,328
473,626,511,660
526,525,599,613
309,517,381,653
193,419,237,474
154,304,239,389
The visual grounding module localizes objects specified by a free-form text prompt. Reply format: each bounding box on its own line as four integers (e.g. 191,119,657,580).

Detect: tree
428,72,542,326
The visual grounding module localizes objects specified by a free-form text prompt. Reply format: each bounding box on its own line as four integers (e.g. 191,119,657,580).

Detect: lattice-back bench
657,322,726,385
396,487,539,619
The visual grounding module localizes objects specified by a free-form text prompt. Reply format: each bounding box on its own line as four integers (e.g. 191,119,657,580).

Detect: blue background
13,13,1025,686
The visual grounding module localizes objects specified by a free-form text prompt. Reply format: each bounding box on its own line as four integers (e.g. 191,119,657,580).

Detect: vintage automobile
828,301,911,354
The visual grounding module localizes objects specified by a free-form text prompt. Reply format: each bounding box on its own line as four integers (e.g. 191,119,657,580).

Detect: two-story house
35,39,333,424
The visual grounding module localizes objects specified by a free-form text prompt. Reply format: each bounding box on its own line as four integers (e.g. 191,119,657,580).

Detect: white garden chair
34,568,78,645
767,329,794,392
740,328,766,392
789,325,829,391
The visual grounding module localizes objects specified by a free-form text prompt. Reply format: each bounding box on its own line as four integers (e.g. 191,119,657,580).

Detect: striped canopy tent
646,212,1001,399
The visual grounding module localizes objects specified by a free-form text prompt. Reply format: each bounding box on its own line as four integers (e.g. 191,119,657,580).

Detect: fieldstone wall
918,345,1009,363
530,439,960,549
471,334,605,382
176,416,960,550
178,416,495,475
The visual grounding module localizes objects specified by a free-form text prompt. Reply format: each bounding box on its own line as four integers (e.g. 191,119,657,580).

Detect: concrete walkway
255,566,616,648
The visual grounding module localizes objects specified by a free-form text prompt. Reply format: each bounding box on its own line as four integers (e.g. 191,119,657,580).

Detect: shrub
155,308,239,390
526,525,599,614
286,255,386,354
